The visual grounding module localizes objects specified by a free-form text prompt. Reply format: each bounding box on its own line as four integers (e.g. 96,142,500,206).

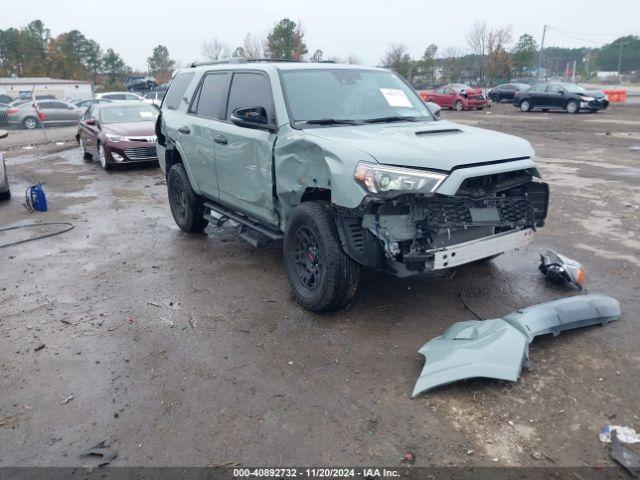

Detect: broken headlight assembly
354,162,447,195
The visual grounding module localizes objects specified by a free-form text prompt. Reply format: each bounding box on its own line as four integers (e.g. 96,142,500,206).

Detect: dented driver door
214,72,278,225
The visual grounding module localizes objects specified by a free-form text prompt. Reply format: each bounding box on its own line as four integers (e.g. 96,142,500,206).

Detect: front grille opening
456,169,533,198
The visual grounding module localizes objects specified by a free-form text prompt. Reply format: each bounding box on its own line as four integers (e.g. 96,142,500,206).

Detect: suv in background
157,61,548,312
514,82,609,113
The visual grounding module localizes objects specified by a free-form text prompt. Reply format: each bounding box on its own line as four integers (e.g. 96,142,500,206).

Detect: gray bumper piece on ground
412,294,620,397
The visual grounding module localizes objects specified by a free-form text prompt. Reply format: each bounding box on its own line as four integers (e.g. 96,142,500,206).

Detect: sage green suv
156,61,548,312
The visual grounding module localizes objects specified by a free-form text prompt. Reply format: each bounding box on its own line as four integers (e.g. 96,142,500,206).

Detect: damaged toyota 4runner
157,62,549,312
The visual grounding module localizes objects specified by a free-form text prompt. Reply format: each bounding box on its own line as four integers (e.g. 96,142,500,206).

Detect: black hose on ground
0,222,75,249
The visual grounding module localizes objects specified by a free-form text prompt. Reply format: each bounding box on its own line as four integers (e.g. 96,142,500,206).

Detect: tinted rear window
193,73,229,119
164,72,195,110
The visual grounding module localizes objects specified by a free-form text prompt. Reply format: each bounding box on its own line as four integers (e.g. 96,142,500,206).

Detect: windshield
100,105,158,124
561,83,586,94
280,69,433,125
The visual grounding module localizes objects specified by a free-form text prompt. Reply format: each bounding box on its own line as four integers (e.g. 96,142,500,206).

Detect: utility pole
537,24,547,81
617,42,626,86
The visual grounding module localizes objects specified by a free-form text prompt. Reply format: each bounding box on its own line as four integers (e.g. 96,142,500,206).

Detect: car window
164,72,195,110
504,85,516,91
530,84,545,93
226,72,274,121
546,84,563,94
100,105,159,124
39,101,56,109
105,94,126,100
124,94,139,100
191,72,230,119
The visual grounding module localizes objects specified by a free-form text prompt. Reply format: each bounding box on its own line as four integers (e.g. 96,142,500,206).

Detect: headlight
580,96,595,102
105,133,127,142
354,162,447,194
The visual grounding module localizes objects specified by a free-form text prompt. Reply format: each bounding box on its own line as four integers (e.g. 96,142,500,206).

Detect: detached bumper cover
412,294,620,396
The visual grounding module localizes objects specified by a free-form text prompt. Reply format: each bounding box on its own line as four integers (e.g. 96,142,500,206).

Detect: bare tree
466,19,488,85
243,33,266,59
485,26,513,84
441,46,463,83
201,38,230,61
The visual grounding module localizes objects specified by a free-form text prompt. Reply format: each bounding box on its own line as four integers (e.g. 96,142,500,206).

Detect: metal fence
0,85,80,150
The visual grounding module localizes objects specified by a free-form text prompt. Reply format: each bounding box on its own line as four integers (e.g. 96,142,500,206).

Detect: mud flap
412,294,621,397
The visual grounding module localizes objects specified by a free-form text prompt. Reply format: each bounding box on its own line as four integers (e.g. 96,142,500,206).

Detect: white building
0,77,93,102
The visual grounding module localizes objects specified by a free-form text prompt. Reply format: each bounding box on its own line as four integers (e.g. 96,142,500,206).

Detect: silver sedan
7,100,82,129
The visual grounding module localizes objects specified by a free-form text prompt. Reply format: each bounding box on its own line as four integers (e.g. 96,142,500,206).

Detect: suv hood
305,120,534,171
102,121,155,136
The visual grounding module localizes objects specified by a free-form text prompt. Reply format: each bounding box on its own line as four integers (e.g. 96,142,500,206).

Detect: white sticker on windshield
380,88,412,107
139,111,153,118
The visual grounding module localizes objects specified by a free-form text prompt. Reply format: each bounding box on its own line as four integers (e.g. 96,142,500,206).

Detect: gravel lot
0,103,638,469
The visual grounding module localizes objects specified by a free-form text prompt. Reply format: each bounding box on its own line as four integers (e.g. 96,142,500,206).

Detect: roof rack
190,57,247,68
190,57,304,67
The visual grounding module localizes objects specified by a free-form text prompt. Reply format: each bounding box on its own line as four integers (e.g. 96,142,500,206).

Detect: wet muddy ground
0,104,638,468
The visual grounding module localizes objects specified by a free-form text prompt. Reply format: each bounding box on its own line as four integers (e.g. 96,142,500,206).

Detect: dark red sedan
76,101,159,170
419,84,488,111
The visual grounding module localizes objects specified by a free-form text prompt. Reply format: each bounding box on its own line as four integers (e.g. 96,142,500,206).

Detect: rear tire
520,100,531,112
79,138,92,160
284,201,360,312
167,163,208,233
22,116,39,129
0,177,10,201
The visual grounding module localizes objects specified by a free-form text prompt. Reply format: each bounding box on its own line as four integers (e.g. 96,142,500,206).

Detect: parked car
95,92,145,102
76,101,159,170
156,62,549,312
0,130,10,200
488,83,530,102
0,103,11,126
143,91,166,106
514,82,609,113
6,99,82,129
72,98,113,114
419,84,489,111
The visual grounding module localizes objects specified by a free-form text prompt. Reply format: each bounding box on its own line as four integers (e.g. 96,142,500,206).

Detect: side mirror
85,118,96,126
559,90,565,95
425,101,442,118
0,129,8,140
230,106,275,132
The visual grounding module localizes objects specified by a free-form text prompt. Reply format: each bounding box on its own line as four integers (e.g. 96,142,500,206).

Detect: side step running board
203,201,283,245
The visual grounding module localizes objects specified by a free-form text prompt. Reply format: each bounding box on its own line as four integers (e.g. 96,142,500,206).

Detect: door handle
177,125,190,134
214,134,228,145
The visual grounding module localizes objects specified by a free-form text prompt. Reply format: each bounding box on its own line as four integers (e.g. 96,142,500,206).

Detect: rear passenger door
545,83,565,108
182,71,230,199
214,71,278,225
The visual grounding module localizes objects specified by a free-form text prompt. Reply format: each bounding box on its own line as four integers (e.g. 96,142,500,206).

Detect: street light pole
537,24,547,81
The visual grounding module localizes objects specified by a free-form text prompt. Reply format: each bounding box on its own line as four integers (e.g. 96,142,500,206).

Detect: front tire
566,100,579,114
520,100,531,112
98,144,111,170
284,201,360,312
454,100,464,111
167,163,208,233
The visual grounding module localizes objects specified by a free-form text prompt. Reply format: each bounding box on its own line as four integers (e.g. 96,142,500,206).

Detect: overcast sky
3,0,638,70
